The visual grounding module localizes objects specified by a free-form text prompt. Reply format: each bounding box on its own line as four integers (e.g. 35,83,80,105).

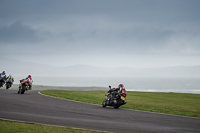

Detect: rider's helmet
9,74,12,77
119,84,126,96
28,75,31,78
2,71,5,75
118,84,124,88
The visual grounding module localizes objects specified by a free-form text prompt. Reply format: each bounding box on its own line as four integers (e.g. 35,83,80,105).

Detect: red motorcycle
18,79,32,94
102,86,126,109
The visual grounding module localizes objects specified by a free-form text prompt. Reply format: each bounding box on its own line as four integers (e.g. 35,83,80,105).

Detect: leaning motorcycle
6,79,13,89
18,79,32,94
102,87,126,109
0,78,5,88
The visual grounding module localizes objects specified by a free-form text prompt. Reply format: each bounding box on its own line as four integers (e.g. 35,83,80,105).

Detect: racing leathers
26,76,33,89
0,73,7,81
7,75,14,83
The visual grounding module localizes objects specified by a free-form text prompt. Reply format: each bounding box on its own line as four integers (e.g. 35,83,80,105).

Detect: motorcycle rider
119,84,126,97
0,71,7,86
109,84,126,101
26,75,33,90
7,74,14,83
0,71,7,80
19,75,33,90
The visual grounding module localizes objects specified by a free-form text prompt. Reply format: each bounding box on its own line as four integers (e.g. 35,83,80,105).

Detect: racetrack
0,87,200,133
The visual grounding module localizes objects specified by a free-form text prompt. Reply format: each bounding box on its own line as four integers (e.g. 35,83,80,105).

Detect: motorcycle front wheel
6,83,10,89
21,86,26,94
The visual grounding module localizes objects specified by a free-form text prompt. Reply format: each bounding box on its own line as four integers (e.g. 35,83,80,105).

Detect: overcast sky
0,0,200,68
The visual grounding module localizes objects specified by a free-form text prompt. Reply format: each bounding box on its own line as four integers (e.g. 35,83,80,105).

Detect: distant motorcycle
102,86,126,109
18,79,32,94
0,77,5,88
6,78,13,89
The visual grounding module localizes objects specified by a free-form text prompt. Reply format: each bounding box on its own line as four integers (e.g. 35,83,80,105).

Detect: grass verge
41,90,200,117
0,120,105,133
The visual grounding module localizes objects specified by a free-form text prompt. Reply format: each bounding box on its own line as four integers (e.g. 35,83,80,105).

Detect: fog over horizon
1,0,200,74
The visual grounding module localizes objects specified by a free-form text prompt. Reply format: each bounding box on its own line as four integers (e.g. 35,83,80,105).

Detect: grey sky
0,0,200,68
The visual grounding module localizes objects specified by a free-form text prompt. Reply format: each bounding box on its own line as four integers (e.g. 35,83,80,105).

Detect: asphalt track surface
1,89,200,133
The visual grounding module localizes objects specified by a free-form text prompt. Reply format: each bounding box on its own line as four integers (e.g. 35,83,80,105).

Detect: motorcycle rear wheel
102,99,107,107
114,100,122,109
114,106,119,109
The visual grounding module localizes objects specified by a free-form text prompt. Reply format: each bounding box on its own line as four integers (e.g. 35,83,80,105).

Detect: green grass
0,120,105,133
41,90,200,117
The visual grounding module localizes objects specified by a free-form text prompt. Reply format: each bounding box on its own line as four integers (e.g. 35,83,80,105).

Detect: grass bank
0,120,105,133
41,90,200,117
